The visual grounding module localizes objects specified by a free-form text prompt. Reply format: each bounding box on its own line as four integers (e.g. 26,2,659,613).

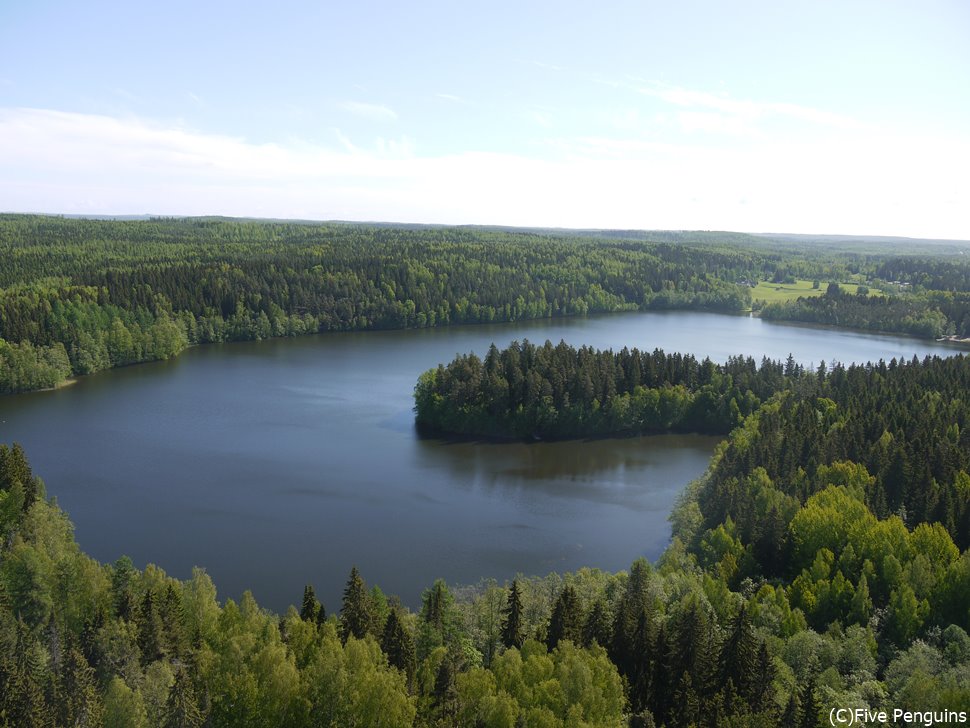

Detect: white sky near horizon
1,0,969,238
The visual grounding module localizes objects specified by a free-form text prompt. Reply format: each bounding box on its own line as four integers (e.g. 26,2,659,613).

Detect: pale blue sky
2,0,968,237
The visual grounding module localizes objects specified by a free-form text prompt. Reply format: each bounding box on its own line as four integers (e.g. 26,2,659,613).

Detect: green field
751,279,876,304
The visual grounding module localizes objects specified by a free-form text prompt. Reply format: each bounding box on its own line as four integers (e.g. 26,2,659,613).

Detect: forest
2,215,970,395
1,216,969,726
414,341,798,439
1,349,969,725
760,284,970,339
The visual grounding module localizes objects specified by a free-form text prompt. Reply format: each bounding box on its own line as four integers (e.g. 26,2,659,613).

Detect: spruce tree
163,667,204,728
627,607,656,714
751,640,776,714
137,589,164,665
650,624,672,726
611,558,652,678
340,566,371,643
545,584,582,650
160,583,187,659
799,676,820,728
54,638,104,728
717,605,756,700
582,598,612,648
781,692,800,726
670,671,699,728
500,580,525,649
300,584,321,623
381,609,416,691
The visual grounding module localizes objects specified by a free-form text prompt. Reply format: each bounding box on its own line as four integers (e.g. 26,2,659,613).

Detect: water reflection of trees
413,432,720,507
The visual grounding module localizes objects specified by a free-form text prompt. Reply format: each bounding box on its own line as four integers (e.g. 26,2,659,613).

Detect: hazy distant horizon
3,210,970,246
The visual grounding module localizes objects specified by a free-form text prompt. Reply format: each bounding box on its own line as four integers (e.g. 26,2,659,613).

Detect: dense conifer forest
414,341,797,439
2,215,969,394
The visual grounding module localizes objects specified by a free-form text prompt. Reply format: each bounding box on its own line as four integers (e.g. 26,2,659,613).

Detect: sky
1,0,969,238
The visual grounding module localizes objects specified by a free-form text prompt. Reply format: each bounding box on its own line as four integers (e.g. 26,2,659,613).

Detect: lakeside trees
0,215,759,394
2,347,969,724
414,340,792,439
3,214,969,396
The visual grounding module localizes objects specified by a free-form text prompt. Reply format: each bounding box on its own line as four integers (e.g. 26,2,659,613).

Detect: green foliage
0,215,766,394
415,340,795,439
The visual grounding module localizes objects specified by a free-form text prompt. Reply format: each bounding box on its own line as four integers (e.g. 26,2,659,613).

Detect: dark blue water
0,311,961,611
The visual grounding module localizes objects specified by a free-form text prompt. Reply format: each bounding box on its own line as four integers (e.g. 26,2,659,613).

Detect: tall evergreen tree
799,676,820,728
340,566,371,643
54,638,104,728
163,667,204,728
717,605,756,700
160,583,187,660
545,584,582,650
500,580,525,649
381,609,416,691
611,558,652,678
627,607,656,714
582,597,612,649
751,640,776,714
137,589,163,665
300,584,321,623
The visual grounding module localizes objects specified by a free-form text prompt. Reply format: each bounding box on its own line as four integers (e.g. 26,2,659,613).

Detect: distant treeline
0,216,766,394
413,340,803,439
3,215,970,395
761,284,970,339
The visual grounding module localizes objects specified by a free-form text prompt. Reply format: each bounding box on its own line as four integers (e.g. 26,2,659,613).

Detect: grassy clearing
751,279,879,304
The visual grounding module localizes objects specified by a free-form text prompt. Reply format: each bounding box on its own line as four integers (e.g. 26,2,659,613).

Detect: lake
0,311,963,612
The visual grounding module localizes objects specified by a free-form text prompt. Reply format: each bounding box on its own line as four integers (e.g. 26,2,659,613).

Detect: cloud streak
337,100,398,122
0,108,967,239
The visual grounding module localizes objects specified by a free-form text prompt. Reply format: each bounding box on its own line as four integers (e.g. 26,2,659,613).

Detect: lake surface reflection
0,311,962,611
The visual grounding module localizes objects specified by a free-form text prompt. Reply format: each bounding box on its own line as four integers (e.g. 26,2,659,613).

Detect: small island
414,339,806,440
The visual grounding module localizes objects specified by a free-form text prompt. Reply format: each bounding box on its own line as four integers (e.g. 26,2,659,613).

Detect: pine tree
340,566,371,643
669,596,711,694
0,442,35,508
751,640,776,714
582,597,612,648
670,671,699,728
799,677,820,728
781,692,800,726
421,579,451,632
163,667,204,728
111,556,137,621
611,558,652,678
431,654,459,726
381,609,416,691
54,638,104,728
160,583,187,659
545,585,582,650
717,605,756,700
627,606,657,714
300,584,321,623
650,624,672,726
137,589,164,665
500,580,524,649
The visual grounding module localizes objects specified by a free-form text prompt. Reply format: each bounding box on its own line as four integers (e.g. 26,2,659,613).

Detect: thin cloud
634,81,868,131
435,93,464,103
337,100,398,122
0,107,967,239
